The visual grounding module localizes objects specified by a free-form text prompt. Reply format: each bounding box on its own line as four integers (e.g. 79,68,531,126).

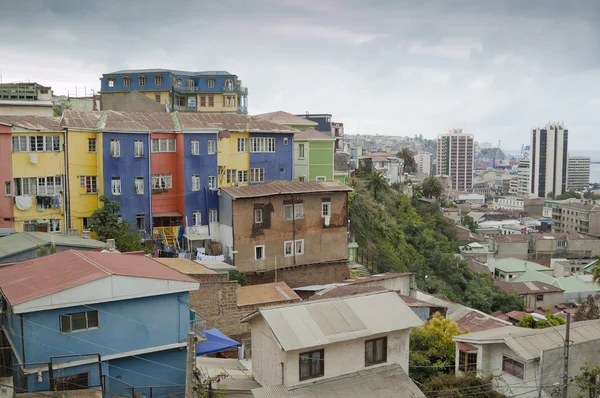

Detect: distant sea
591,163,600,184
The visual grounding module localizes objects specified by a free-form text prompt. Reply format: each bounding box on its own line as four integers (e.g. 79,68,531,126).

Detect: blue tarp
195,328,241,356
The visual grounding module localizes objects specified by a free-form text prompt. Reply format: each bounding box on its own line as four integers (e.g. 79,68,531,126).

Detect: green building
294,129,336,182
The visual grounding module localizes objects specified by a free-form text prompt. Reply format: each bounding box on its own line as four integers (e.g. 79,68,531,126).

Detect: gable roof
174,112,296,133
237,282,301,306
153,257,216,275
61,110,102,129
0,115,61,131
0,250,198,312
494,280,564,295
0,232,106,261
494,258,549,273
254,111,318,126
241,291,422,351
294,128,335,140
101,110,177,131
220,180,352,199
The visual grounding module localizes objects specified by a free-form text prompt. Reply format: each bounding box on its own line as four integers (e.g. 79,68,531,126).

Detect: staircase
153,226,180,250
349,262,371,277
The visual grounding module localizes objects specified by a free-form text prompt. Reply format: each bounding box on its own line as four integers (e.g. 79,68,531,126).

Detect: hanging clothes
36,196,52,211
15,196,32,211
52,195,61,208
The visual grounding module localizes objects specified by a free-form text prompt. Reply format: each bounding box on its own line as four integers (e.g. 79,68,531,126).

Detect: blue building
99,69,249,114
0,250,200,396
249,133,294,182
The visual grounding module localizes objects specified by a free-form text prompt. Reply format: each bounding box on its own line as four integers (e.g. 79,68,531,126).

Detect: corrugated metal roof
237,282,301,306
494,258,549,273
244,291,422,351
0,115,61,130
494,280,564,294
107,69,233,76
255,111,318,126
61,110,102,129
251,363,426,397
101,110,176,131
0,250,197,306
0,232,106,260
294,128,335,140
454,319,600,361
153,258,216,275
174,112,297,132
343,273,414,284
221,180,352,199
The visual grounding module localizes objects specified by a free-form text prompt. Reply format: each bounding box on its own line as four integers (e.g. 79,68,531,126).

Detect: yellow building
218,131,250,187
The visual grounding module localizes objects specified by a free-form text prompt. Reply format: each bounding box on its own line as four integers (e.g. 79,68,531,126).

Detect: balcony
174,85,200,92
223,85,236,92
173,104,197,112
238,86,248,94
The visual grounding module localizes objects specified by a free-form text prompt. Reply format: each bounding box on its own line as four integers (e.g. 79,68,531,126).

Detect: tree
409,312,466,383
547,192,555,199
366,171,389,201
422,373,506,397
574,295,600,322
421,176,443,200
593,265,600,286
515,313,566,329
397,148,416,173
556,190,581,200
572,361,600,398
53,99,72,117
461,215,478,233
87,195,143,253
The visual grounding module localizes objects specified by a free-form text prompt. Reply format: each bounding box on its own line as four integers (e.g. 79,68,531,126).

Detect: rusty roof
174,112,297,132
61,110,102,129
254,111,318,126
496,234,529,243
531,232,598,241
153,257,217,275
343,272,414,284
0,115,61,130
366,151,393,158
0,250,197,306
455,310,510,333
309,285,387,300
237,282,301,306
494,280,564,295
220,180,352,199
397,294,442,308
102,110,176,131
294,128,335,140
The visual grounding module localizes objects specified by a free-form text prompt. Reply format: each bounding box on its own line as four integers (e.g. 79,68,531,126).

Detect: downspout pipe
63,128,70,230
148,131,153,238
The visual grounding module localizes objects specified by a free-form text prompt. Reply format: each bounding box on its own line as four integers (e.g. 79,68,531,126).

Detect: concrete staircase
349,262,371,277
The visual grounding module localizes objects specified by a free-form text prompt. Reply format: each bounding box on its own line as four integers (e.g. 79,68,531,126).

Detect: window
458,350,477,372
299,144,305,159
284,239,304,256
255,245,265,260
224,79,234,89
536,294,544,301
134,177,144,195
154,76,162,86
14,177,37,196
107,78,114,87
365,337,387,366
155,94,161,103
284,203,304,220
208,175,217,190
136,214,145,231
193,211,201,226
151,138,176,152
45,136,61,152
299,349,324,381
49,219,61,233
208,140,217,154
29,136,44,152
502,356,524,380
123,77,130,87
60,310,99,333
11,136,27,152
226,169,237,184
316,176,326,182
134,140,144,157
138,76,146,86
237,170,248,183
254,209,263,224
4,181,10,196
295,239,304,255
186,79,195,88
151,174,172,189
299,176,305,182
88,138,97,153
111,177,122,195
209,209,218,223
322,202,331,217
82,217,90,230
237,137,248,152
200,96,206,107
110,139,120,157
207,78,215,88
208,96,214,107
250,168,264,183
191,140,200,155
192,175,200,191
250,137,276,153
225,96,236,107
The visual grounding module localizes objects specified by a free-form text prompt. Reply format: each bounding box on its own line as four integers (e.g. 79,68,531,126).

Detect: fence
355,246,392,274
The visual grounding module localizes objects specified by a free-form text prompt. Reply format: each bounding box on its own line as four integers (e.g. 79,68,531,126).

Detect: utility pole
185,332,196,398
563,312,571,398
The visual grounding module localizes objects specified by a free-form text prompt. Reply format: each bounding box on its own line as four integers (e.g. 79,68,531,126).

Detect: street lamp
531,312,571,398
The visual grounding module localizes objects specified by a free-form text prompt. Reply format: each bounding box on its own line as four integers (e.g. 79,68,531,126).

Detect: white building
530,122,569,197
453,320,600,398
517,158,531,196
437,129,474,191
415,151,431,175
493,197,524,211
567,156,590,191
242,291,422,389
0,82,54,116
364,153,403,184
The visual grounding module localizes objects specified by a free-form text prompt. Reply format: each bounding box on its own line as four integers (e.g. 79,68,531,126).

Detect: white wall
249,317,286,386
351,275,414,297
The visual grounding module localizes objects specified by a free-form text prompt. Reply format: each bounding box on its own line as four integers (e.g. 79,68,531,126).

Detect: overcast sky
1,0,599,150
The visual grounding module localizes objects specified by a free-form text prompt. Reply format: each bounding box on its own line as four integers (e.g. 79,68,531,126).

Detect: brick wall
245,261,349,288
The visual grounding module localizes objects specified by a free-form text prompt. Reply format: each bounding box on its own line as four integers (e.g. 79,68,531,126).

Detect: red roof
294,129,334,140
220,180,352,199
0,250,196,305
457,342,477,352
366,152,393,158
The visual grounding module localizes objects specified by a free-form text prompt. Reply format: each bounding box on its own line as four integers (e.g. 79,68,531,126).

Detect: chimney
106,239,116,250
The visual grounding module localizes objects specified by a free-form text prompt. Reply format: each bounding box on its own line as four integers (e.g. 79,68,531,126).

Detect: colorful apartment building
0,111,295,239
99,69,249,114
255,111,318,131
293,129,336,182
295,113,345,152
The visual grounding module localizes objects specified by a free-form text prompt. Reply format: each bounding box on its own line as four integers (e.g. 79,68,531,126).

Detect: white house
453,319,600,398
493,197,525,211
241,291,423,389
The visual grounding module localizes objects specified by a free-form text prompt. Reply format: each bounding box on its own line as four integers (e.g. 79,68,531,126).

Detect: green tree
366,171,389,201
53,99,72,117
422,373,506,398
409,312,466,384
397,148,416,173
228,270,249,286
556,190,581,200
461,215,478,233
574,295,600,322
547,191,555,199
515,313,566,329
36,246,48,257
593,265,600,285
88,195,143,253
572,361,600,398
421,176,443,200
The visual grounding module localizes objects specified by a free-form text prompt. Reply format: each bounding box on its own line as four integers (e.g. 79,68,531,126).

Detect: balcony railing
175,85,200,92
223,85,236,92
173,105,197,112
238,86,248,94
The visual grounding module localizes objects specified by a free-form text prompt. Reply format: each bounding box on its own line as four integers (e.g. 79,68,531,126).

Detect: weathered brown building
218,181,352,287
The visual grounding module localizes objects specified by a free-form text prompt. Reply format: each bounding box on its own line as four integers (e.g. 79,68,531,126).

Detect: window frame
200,96,206,107
250,137,276,153
237,137,248,152
123,77,130,87
299,143,305,159
134,140,144,158
11,136,27,152
191,140,200,156
254,209,263,224
134,177,144,195
316,176,326,182
502,355,525,380
284,138,289,145
151,174,172,190
250,168,264,183
136,214,145,231
59,310,99,334
81,176,98,194
111,177,122,196
207,78,215,88
207,140,217,154
4,181,11,196
107,78,114,88
237,170,248,183
49,219,61,233
364,336,387,366
151,138,176,153
192,175,201,191
458,350,478,373
284,239,304,256
299,349,324,381
208,95,214,107
88,138,97,153
110,139,121,158
322,202,331,218
208,175,217,190
154,76,162,86
209,209,218,223
138,76,146,86
226,169,237,185
192,211,201,226
255,245,265,260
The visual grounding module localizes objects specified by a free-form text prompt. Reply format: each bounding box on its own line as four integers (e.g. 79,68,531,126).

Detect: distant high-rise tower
436,129,474,191
529,122,568,198
567,156,590,191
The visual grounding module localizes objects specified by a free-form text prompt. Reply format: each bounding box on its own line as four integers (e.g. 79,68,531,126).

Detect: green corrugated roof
0,232,106,260
510,270,599,294
494,258,549,273
510,269,556,284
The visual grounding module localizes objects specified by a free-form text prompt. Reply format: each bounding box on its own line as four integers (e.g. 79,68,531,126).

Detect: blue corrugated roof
106,69,233,76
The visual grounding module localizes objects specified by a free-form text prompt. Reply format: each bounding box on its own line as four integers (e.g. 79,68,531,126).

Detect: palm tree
421,176,443,200
366,171,389,201
397,148,416,173
593,265,600,286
